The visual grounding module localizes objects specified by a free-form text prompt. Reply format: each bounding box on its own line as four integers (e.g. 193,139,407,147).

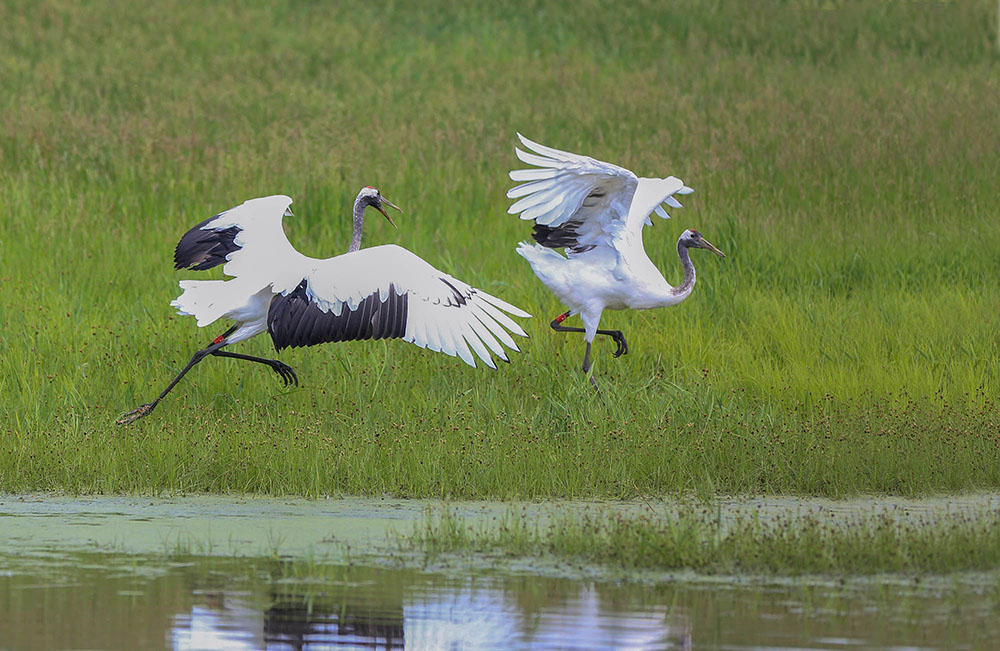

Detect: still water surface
3,549,999,649
0,495,997,649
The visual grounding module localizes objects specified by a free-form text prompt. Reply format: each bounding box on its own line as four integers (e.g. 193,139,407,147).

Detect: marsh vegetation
404,503,1000,575
1,1,998,498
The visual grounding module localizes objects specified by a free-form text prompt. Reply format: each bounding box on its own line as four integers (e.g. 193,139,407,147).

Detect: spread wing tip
479,292,532,321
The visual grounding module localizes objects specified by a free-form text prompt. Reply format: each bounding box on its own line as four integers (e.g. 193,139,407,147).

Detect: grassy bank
1,1,999,496
403,505,1000,575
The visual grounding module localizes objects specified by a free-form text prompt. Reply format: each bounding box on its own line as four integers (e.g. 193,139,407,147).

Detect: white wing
506,134,693,252
174,194,310,292
268,245,531,369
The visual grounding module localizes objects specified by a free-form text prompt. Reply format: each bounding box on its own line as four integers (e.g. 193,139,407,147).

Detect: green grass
403,505,1000,575
1,1,999,497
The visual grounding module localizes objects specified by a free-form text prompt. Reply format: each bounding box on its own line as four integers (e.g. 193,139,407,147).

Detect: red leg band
212,334,226,344
555,312,569,324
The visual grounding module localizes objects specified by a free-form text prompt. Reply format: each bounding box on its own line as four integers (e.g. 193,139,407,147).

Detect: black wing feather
528,188,607,254
174,214,242,271
268,280,409,351
531,219,595,254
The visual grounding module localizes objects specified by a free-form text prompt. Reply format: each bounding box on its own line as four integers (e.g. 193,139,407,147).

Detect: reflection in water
170,580,688,649
173,603,261,650
263,597,405,649
1,551,998,649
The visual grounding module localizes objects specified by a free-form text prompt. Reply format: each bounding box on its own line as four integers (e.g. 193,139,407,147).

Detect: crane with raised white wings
118,187,530,424
506,134,723,389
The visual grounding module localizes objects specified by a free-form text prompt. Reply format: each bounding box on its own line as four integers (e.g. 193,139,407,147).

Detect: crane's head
356,186,402,227
680,229,725,257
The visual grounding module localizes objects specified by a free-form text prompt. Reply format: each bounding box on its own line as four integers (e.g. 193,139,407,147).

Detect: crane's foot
117,403,156,425
589,374,601,392
268,360,299,387
611,332,628,358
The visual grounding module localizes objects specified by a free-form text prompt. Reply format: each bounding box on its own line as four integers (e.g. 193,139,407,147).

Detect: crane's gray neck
348,197,365,253
671,241,696,296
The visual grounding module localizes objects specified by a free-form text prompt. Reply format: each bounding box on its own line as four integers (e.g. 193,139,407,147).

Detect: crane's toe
116,403,155,426
612,332,629,357
269,361,298,387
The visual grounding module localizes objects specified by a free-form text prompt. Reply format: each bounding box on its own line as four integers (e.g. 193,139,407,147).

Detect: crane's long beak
375,197,402,228
699,238,726,258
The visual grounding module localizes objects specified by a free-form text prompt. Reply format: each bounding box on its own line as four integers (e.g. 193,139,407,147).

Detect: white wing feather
199,194,311,293
301,245,530,369
506,134,694,252
187,196,530,369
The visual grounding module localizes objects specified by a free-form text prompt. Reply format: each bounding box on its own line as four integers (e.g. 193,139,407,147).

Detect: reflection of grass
402,507,1000,575
2,1,999,497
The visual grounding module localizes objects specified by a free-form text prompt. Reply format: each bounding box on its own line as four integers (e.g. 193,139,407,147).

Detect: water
1,551,998,649
1,495,998,649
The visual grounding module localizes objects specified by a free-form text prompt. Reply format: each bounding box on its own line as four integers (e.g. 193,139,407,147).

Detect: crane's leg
117,326,239,425
550,312,609,391
581,341,600,391
549,312,628,357
117,325,297,425
210,351,298,387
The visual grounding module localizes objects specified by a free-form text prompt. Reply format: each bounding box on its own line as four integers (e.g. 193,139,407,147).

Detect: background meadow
1,0,998,497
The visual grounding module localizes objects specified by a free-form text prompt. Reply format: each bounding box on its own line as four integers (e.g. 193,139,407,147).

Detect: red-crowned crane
118,187,530,424
506,134,723,389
